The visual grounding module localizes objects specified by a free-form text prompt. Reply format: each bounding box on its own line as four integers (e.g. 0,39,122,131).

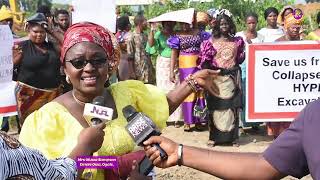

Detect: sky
52,0,71,4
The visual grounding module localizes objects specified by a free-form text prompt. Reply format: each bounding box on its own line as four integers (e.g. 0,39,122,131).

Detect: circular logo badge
293,8,303,20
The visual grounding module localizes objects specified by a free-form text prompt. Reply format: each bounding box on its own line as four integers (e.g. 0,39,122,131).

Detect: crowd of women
115,6,320,147
0,3,320,179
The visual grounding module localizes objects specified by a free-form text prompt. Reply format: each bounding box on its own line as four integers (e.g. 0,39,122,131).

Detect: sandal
174,121,181,128
232,141,240,147
207,140,215,147
195,123,205,131
184,124,191,132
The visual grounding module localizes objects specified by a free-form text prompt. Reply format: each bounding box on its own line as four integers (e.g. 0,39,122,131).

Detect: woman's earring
66,75,71,84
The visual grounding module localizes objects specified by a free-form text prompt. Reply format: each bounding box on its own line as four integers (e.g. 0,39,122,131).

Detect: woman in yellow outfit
19,22,219,180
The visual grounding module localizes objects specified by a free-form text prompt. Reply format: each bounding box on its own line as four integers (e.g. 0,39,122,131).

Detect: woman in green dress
146,21,183,127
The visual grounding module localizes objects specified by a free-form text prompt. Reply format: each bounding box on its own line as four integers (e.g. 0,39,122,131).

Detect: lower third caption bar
76,156,118,169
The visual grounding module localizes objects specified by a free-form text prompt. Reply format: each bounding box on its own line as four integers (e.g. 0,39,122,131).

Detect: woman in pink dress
199,12,245,146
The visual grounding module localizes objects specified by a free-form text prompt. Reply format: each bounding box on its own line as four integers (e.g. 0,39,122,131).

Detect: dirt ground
7,121,312,180
155,124,312,180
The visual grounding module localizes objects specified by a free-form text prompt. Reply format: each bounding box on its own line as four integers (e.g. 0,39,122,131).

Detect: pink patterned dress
199,37,245,144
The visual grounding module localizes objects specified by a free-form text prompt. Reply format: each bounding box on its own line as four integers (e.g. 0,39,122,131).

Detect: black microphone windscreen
92,96,105,106
122,105,137,120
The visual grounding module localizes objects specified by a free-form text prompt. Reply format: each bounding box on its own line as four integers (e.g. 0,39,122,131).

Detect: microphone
83,96,114,126
123,105,168,175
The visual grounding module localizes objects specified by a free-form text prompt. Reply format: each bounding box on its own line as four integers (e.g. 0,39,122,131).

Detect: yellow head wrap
277,5,295,25
284,13,302,30
0,5,13,22
196,11,209,25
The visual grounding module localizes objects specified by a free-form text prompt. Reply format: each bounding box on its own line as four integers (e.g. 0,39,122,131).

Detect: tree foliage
23,0,52,14
144,0,295,31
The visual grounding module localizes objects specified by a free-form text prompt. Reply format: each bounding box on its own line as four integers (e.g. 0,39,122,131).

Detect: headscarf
196,12,209,25
207,8,232,19
61,22,120,72
0,5,13,21
284,13,302,30
277,5,295,25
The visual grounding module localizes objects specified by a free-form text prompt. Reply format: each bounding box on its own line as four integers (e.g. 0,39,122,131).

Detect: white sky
52,0,71,4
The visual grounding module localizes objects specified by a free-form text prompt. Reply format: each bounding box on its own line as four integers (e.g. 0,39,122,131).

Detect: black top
17,40,61,89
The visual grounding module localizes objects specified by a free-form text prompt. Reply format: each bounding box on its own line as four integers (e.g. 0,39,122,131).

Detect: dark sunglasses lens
71,60,86,69
91,59,107,66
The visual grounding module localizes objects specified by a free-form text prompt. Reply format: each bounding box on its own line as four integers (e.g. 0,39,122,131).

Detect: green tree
144,0,295,32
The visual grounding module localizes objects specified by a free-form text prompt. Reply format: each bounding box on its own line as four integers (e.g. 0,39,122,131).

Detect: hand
150,23,158,31
127,160,152,180
169,72,176,83
246,38,252,44
68,5,74,12
143,136,179,168
12,44,23,62
193,69,220,96
77,123,106,153
45,16,54,34
12,44,22,54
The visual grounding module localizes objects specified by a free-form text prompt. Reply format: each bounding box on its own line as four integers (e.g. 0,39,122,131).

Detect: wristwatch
177,144,183,166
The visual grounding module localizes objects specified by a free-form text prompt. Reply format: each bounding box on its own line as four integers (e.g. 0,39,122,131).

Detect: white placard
247,41,320,122
0,25,13,83
0,25,17,117
148,8,195,24
0,82,17,117
72,0,116,33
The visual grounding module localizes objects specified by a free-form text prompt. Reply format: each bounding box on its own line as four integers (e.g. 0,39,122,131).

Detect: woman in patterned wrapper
199,12,245,147
167,12,211,132
19,22,220,180
265,13,304,139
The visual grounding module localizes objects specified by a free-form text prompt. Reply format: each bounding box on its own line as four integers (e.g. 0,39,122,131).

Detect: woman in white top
236,12,264,133
258,7,285,42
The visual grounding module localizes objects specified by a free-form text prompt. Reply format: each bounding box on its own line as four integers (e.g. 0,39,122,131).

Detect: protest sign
0,25,13,83
0,25,17,116
148,8,195,24
247,41,320,122
72,0,116,33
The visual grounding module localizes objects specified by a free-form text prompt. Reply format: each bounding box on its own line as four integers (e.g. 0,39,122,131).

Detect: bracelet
185,74,201,92
177,144,183,166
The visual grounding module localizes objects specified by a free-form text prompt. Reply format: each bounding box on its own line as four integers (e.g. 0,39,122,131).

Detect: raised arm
12,44,23,65
166,69,219,115
144,136,283,180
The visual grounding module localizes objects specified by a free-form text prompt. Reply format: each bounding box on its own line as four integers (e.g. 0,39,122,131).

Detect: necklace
72,91,87,106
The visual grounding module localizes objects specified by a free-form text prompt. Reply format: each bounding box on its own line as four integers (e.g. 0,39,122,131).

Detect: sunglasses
65,58,108,69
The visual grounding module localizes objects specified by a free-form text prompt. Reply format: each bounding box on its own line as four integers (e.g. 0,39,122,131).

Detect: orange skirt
15,82,61,125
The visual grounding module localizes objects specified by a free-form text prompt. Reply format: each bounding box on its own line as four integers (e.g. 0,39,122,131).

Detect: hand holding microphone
77,123,106,153
143,136,180,168
123,105,168,175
